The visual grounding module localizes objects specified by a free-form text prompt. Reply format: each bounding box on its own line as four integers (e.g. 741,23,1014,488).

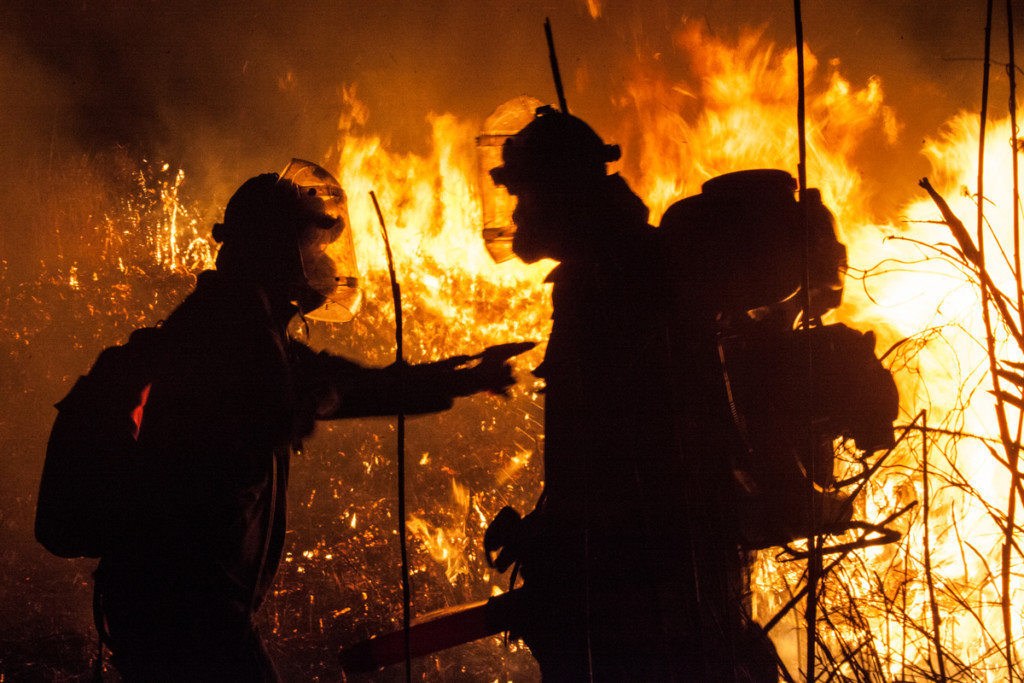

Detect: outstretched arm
293,341,534,420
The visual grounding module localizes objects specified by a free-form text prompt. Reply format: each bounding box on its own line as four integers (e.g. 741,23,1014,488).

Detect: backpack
718,321,899,549
35,326,163,559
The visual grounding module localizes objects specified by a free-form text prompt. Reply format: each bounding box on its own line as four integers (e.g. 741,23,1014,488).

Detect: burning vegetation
3,8,1024,683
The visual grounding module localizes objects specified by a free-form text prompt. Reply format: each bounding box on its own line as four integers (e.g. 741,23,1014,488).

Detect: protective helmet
481,105,621,263
213,160,361,322
490,106,621,188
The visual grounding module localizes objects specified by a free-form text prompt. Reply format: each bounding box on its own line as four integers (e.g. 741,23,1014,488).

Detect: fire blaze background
3,1,1024,681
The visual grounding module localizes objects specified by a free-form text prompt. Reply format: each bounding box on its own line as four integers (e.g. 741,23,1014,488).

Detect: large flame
17,16,1024,683
302,21,1024,679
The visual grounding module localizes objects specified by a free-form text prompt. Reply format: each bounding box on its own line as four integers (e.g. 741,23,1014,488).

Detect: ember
3,3,1024,682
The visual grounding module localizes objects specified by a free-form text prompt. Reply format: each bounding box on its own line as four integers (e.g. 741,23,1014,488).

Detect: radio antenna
544,18,569,113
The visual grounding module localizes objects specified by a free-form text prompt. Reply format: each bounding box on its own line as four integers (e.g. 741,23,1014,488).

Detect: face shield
278,159,362,322
476,96,545,263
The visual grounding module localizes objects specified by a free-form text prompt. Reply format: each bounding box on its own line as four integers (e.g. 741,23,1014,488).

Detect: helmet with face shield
213,160,361,322
481,104,622,264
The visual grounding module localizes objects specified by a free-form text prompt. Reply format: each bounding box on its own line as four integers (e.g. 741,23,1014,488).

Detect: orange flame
309,20,1024,678
59,18,1024,679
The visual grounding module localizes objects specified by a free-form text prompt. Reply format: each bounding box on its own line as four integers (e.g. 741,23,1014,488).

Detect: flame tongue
296,27,1024,676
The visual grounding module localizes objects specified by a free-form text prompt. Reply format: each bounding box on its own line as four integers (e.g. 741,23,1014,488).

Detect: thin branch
919,177,1024,350
1004,1,1023,676
922,411,949,681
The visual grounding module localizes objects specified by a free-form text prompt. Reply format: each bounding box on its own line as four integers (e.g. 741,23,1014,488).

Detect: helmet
213,160,361,322
481,105,621,263
490,106,621,188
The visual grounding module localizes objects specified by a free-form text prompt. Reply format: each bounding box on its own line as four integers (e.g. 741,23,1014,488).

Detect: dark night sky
0,0,1019,239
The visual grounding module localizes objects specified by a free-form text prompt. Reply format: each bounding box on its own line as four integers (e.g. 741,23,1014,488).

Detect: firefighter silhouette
482,107,773,681
93,161,526,682
484,108,898,681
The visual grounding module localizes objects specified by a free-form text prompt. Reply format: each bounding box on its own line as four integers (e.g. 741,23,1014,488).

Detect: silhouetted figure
484,108,778,681
93,162,520,682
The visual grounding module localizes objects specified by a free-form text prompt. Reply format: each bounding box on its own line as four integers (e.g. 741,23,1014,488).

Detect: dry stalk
1001,3,1023,677
922,411,949,681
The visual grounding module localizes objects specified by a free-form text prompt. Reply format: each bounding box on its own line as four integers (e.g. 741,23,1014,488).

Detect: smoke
3,3,1013,153
1,1,1017,222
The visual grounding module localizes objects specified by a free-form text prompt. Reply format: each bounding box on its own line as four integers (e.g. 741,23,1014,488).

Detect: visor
476,96,545,263
279,159,362,322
